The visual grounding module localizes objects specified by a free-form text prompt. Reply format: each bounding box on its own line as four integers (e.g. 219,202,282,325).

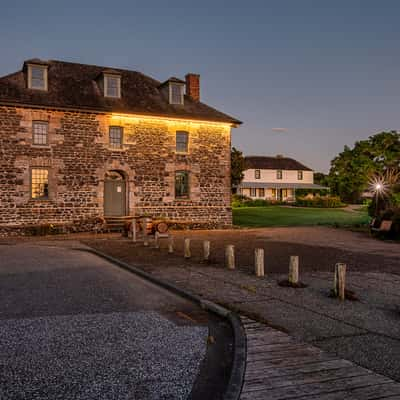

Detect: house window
31,168,49,199
258,188,265,197
175,171,189,198
32,122,48,145
176,131,189,153
255,169,261,179
109,126,123,148
28,65,47,90
277,170,283,180
250,188,256,197
105,75,121,98
298,170,303,180
170,83,184,105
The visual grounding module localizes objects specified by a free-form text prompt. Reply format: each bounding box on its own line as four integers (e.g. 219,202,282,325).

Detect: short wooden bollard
289,256,299,285
184,238,191,258
254,248,264,277
168,236,174,254
131,218,137,242
203,240,210,261
334,263,346,300
225,245,235,269
154,232,160,249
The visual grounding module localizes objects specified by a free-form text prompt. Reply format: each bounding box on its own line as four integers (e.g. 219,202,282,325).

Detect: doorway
104,170,126,216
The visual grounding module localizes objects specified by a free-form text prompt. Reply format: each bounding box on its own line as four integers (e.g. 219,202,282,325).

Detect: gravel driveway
0,243,209,400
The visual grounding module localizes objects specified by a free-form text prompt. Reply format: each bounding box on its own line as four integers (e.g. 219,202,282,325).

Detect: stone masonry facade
0,105,232,233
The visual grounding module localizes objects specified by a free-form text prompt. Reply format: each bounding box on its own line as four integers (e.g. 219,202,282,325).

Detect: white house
238,155,327,202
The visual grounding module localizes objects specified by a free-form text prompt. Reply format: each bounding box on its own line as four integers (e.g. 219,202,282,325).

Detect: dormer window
170,83,184,105
28,64,48,91
104,74,121,98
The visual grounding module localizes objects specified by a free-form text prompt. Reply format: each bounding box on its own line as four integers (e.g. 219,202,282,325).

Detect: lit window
31,169,49,199
255,169,261,179
32,122,48,145
298,170,303,180
259,188,265,197
250,188,256,197
175,171,189,198
176,131,189,153
109,126,123,148
170,83,183,104
105,75,121,98
28,65,47,90
277,170,283,180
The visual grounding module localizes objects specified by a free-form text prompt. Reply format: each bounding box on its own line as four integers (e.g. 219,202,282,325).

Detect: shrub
295,196,345,208
380,207,400,238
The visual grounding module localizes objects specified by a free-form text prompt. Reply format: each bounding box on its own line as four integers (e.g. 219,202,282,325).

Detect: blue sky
1,0,399,172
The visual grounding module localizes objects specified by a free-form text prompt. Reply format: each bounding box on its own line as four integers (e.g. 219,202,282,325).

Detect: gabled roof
245,156,313,171
0,59,241,125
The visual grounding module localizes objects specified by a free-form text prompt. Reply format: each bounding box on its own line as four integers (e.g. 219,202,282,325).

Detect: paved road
0,242,209,400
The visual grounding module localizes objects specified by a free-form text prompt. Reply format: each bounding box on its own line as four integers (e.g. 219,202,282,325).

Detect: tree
328,131,400,203
231,147,245,192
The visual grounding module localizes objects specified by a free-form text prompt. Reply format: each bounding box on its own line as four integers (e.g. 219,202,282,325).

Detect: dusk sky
1,0,399,172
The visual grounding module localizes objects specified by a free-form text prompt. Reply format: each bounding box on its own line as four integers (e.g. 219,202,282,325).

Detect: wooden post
225,245,235,269
334,263,346,300
143,217,149,247
154,232,160,249
203,240,210,261
132,218,137,242
184,238,191,258
168,236,174,254
254,248,264,277
289,256,299,285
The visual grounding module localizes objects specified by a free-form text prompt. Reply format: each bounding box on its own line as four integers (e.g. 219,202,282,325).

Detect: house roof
245,156,313,171
0,59,241,125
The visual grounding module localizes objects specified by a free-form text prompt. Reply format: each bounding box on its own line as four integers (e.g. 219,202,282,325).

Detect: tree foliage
328,131,400,203
231,147,245,191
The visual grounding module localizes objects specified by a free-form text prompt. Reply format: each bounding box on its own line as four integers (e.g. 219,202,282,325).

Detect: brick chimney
185,73,200,101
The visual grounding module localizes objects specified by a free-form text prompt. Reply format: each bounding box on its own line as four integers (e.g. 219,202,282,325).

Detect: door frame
103,170,128,216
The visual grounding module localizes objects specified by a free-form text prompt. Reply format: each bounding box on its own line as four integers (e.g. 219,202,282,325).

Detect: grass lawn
233,206,370,227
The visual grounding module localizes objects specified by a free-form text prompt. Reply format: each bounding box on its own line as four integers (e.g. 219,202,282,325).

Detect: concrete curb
76,246,246,400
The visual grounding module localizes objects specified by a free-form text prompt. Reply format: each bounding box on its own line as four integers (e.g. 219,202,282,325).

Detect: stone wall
0,106,232,232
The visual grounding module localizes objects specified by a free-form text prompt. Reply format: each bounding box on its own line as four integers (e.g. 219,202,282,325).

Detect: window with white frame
109,126,123,148
176,131,189,153
250,188,256,197
31,168,49,199
255,169,261,179
32,121,49,145
277,170,283,180
170,83,184,105
28,65,47,90
105,75,121,98
298,170,303,180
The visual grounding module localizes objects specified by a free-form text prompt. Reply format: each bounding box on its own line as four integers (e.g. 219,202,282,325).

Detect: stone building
0,59,241,233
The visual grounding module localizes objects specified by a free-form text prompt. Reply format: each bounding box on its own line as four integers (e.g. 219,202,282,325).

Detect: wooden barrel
141,217,153,234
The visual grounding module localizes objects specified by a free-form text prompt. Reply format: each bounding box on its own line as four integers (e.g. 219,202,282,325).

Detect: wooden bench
370,219,392,234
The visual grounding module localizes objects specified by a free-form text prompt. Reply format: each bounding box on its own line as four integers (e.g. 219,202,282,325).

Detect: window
105,75,121,98
32,122,48,145
28,65,47,90
175,171,189,198
170,83,184,104
298,170,303,180
176,131,189,153
250,188,256,197
255,169,261,179
277,170,283,180
31,169,49,199
258,188,265,197
109,126,123,148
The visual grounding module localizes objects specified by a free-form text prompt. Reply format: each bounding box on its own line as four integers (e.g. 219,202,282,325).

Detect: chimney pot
185,73,200,101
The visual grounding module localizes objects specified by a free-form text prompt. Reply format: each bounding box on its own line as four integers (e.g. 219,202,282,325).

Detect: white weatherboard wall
243,169,314,184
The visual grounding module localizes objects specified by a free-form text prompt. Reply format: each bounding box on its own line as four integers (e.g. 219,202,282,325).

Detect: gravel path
0,243,208,399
